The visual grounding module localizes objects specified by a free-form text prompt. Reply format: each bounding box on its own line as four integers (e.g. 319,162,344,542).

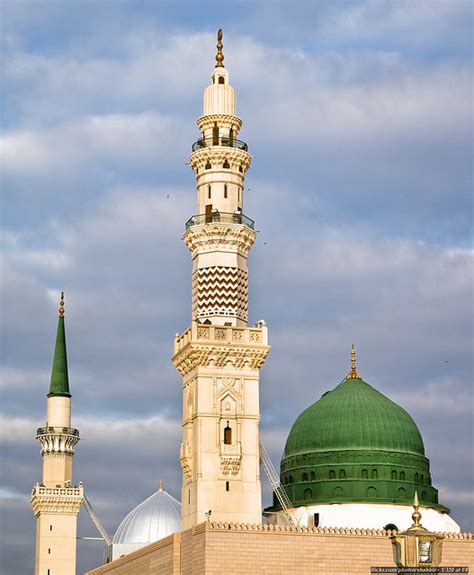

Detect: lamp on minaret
173,29,270,530
31,292,83,575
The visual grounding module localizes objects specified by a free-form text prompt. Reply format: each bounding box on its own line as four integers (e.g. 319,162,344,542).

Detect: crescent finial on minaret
59,291,65,318
215,28,224,68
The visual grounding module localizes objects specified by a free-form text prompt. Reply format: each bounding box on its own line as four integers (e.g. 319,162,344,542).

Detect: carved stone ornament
183,224,256,259
220,456,241,476
31,485,83,517
190,147,251,174
196,114,242,133
36,427,80,455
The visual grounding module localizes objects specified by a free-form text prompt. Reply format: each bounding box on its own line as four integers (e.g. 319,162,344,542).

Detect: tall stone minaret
31,292,83,575
173,30,270,529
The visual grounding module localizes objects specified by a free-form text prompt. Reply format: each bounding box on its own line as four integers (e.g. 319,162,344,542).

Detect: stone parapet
31,484,83,516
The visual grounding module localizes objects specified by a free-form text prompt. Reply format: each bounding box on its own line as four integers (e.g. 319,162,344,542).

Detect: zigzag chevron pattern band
192,266,248,321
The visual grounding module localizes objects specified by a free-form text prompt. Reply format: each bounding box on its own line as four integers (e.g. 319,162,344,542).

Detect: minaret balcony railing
185,211,254,230
191,137,248,152
37,426,80,437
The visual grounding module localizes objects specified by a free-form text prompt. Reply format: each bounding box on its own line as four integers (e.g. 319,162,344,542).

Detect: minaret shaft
174,31,269,530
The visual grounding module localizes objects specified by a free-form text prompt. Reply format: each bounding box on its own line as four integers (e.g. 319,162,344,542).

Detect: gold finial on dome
159,480,164,491
347,344,360,379
411,490,422,528
59,291,65,318
215,28,224,68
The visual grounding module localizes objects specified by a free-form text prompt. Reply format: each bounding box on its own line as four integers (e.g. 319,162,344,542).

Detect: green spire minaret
48,291,71,398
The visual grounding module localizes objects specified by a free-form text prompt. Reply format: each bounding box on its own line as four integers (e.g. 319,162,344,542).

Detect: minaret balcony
36,426,80,455
185,211,254,230
192,137,248,152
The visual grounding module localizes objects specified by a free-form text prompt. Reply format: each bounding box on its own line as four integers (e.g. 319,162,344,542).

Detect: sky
0,0,473,573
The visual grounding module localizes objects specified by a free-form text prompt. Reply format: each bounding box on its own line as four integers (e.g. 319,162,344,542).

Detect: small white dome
113,483,181,546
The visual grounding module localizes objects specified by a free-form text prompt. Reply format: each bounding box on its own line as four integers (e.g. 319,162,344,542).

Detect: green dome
278,371,448,513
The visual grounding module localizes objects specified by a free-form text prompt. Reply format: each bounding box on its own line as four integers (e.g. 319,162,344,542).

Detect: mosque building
31,30,473,575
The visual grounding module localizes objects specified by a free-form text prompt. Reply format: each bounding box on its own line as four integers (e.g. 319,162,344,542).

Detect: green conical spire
48,292,71,398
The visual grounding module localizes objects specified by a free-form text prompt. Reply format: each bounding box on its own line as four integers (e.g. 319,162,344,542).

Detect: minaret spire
32,292,83,575
215,28,224,67
347,344,361,379
48,291,70,397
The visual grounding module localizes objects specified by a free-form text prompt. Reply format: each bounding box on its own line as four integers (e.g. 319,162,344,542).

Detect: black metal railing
37,426,80,437
192,137,248,152
185,211,255,230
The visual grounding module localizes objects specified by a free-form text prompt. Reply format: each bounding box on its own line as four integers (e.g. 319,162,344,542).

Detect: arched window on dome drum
400,471,405,481
311,471,316,481
334,486,344,497
339,469,346,479
304,488,312,500
372,469,378,479
414,472,419,482
289,475,293,484
223,421,232,445
329,470,336,479
362,469,368,479
392,470,397,480
421,490,427,500
302,472,308,481
420,474,424,483
367,486,377,498
398,487,406,499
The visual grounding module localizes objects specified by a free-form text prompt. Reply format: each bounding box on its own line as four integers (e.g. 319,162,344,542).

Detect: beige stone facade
87,522,474,575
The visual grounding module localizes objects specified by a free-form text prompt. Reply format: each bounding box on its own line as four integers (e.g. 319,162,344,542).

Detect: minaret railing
185,211,254,230
192,137,248,152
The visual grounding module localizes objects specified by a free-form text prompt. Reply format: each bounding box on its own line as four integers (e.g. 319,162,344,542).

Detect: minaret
31,292,83,575
172,30,270,529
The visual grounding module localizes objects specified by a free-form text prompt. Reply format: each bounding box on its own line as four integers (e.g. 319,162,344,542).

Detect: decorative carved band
184,224,256,258
193,266,248,321
220,456,241,476
173,342,270,376
36,427,80,455
190,147,251,174
31,485,83,517
196,114,242,133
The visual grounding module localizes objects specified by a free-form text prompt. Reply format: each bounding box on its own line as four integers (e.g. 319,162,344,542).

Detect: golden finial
215,28,224,68
59,291,65,318
411,490,422,528
159,480,164,491
347,344,360,379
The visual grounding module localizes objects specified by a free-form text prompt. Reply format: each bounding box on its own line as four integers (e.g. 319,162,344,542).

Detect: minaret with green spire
31,292,83,575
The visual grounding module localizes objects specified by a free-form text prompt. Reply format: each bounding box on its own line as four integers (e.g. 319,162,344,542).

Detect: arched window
362,469,368,479
398,487,406,499
218,76,225,84
289,475,293,484
392,470,397,480
310,471,316,481
339,469,346,479
421,490,427,500
420,474,424,483
224,184,228,199
329,470,336,479
304,488,312,500
372,469,378,479
239,165,243,173
415,472,419,482
205,160,211,169
223,421,232,445
400,471,405,481
334,486,344,497
367,486,377,498
212,124,219,145
208,185,211,199
223,159,230,169
302,472,308,481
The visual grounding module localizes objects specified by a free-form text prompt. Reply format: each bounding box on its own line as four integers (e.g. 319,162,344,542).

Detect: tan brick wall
86,523,474,575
